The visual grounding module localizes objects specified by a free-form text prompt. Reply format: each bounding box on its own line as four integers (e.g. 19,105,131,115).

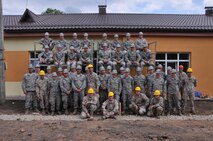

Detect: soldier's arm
81,76,87,90
54,52,59,62
136,52,141,62
35,80,39,95
143,94,150,108
82,98,89,114
114,100,119,113
60,80,68,94
194,77,198,87
118,78,122,94
71,79,78,91
21,76,26,94
38,52,44,59
101,101,107,113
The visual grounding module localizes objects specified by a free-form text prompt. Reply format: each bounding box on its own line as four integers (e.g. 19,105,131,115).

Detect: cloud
204,0,213,6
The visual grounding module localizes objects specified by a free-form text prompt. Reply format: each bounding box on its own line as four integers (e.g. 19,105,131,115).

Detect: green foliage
42,8,64,15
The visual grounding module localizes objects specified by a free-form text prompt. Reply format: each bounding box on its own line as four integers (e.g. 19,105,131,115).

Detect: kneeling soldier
129,87,149,115
147,90,164,119
80,88,99,120
102,92,119,120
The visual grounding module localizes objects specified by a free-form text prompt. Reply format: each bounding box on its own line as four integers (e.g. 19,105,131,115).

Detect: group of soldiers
22,59,198,119
37,31,153,71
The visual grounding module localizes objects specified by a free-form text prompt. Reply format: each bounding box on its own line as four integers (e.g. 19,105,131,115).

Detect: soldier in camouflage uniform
119,67,125,79
110,34,122,52
166,69,182,115
36,70,49,115
106,65,112,75
98,43,112,67
70,33,81,53
57,67,63,81
112,44,126,69
135,32,148,52
38,45,53,64
150,69,166,98
72,65,86,115
157,64,166,80
80,88,99,120
123,33,134,52
129,87,149,115
78,45,93,66
38,32,54,50
35,64,40,75
146,66,155,98
69,65,77,80
182,68,198,114
102,92,119,119
107,70,122,102
54,33,69,53
147,90,164,119
121,68,134,114
98,66,110,107
81,33,92,51
49,72,61,115
66,46,78,71
22,64,39,114
98,33,111,50
125,44,141,68
140,46,153,67
60,69,72,115
46,66,52,81
133,67,146,93
54,44,65,68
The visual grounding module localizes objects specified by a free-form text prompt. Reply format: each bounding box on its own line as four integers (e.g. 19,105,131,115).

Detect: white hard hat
84,33,88,36
59,33,64,36
44,32,49,36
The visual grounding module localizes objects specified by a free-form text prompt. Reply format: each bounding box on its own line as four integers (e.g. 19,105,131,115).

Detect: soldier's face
136,71,141,75
112,74,117,77
103,46,107,50
139,35,143,38
63,73,68,77
172,73,176,78
143,47,147,51
89,68,93,73
114,37,118,40
28,68,33,73
156,73,160,78
120,70,125,74
73,36,77,39
117,47,121,52
58,48,62,52
155,95,160,99
88,93,93,97
53,76,57,80
108,96,113,101
127,36,130,40
179,68,183,72
131,47,135,51
45,48,49,52
135,91,140,95
187,73,192,77
103,36,107,40
47,69,51,74
125,72,129,76
35,68,40,73
45,35,49,39
60,36,64,40
77,69,81,74
58,71,63,76
84,48,88,52
101,70,105,74
40,75,45,79
84,36,88,39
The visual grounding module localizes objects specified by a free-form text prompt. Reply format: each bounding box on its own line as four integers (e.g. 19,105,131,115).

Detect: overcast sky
2,0,213,15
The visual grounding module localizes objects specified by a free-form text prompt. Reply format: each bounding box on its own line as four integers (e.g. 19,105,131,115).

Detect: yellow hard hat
39,70,45,76
187,68,193,73
87,88,94,94
88,64,93,68
154,90,161,96
135,87,141,91
108,91,114,97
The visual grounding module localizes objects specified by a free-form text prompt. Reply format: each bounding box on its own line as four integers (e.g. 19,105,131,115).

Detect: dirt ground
0,100,212,141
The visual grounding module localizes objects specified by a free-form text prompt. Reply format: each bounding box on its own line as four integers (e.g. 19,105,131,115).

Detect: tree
42,8,64,15
0,0,5,104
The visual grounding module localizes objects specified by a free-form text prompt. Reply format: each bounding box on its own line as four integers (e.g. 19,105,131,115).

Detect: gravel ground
0,114,213,121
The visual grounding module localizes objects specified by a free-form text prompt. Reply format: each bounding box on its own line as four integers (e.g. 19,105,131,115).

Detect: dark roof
3,9,213,32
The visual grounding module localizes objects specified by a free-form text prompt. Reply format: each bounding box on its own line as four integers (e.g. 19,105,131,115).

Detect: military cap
47,66,51,70
136,67,141,72
120,67,125,71
59,33,64,36
63,69,69,74
112,70,118,74
35,64,40,68
76,65,82,70
70,46,74,50
148,66,154,70
125,68,130,72
114,34,119,38
171,69,176,73
44,32,49,36
155,69,161,74
126,33,131,37
28,64,33,69
84,33,88,36
73,33,77,36
107,66,112,70
167,66,172,71
116,44,121,48
102,33,107,37
83,44,88,48
139,32,143,35
52,72,57,77
58,67,63,72
99,66,105,71
44,45,49,49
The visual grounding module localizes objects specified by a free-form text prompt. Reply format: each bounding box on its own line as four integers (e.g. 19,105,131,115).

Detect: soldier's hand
23,91,27,95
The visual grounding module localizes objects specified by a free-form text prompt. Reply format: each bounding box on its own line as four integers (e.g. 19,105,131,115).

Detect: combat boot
177,110,182,116
42,109,46,115
25,109,29,115
51,112,55,116
73,109,78,115
34,108,40,113
57,111,62,115
65,109,69,115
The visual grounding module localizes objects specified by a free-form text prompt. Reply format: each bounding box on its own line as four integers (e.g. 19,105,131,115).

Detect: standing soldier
69,65,77,80
54,44,65,68
140,46,153,67
146,66,155,98
107,70,122,102
35,64,40,76
38,45,53,64
80,88,99,120
167,69,182,115
125,44,141,68
38,32,54,50
57,67,63,80
106,65,112,75
70,33,81,53
36,70,49,115
66,46,78,71
119,67,125,79
182,68,198,114
147,90,164,119
78,45,93,66
86,64,100,94
22,64,39,114
150,69,166,98
111,34,121,52
54,33,69,52
98,33,111,50
129,87,149,115
177,65,187,114
123,33,134,52
46,66,52,81
121,68,134,114
102,92,119,120
60,69,72,115
157,64,166,80
133,67,146,93
135,32,148,52
49,72,61,115
72,65,86,115
81,33,92,51
112,44,126,69
98,43,113,67
98,66,110,107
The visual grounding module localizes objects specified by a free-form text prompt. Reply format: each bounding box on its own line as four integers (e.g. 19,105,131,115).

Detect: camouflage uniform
140,49,153,66
60,76,72,111
70,39,81,53
107,75,122,102
36,77,49,113
102,99,119,118
98,39,111,50
98,49,112,67
78,50,93,66
38,49,53,64
182,75,198,113
146,73,155,98
125,50,141,68
121,75,134,111
54,50,65,68
133,74,146,93
39,37,54,50
22,72,38,110
81,39,92,50
123,40,134,51
177,71,187,112
86,72,100,93
150,77,166,97
54,39,69,52
99,73,110,106
129,93,149,115
66,49,78,70
135,38,148,51
147,96,164,117
72,73,86,110
112,49,126,68
80,95,99,119
111,39,122,52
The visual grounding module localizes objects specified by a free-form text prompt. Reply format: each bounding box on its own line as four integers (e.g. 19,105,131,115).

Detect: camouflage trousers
80,104,97,119
61,93,68,110
99,89,108,107
103,110,118,118
121,91,132,111
147,106,163,117
73,91,85,110
168,93,181,112
25,91,38,109
129,103,146,115
37,92,49,110
183,91,195,112
49,93,61,112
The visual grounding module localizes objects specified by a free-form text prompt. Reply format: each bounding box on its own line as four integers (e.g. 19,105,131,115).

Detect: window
29,51,41,67
155,53,190,73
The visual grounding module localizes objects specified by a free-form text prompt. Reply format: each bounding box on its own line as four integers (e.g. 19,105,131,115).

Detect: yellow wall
4,35,213,98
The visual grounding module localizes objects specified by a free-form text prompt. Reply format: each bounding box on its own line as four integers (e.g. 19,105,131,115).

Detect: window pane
156,53,165,60
167,53,177,60
167,62,178,70
179,53,189,60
